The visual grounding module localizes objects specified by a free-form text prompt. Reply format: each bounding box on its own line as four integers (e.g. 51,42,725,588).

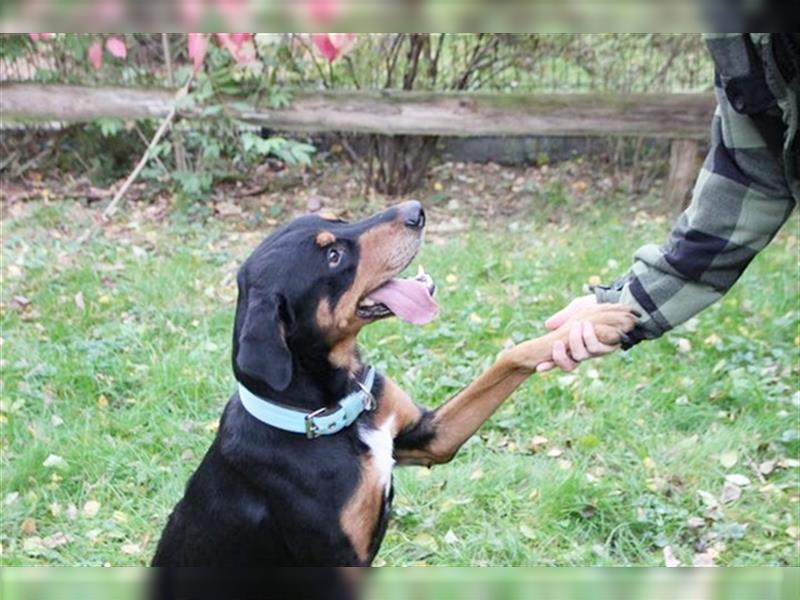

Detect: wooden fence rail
1,83,713,204
0,84,715,139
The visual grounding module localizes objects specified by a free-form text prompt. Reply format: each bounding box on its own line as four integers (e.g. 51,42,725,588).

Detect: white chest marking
359,416,395,497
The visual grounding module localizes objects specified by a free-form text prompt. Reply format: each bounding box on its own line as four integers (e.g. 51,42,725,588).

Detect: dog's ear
236,292,293,392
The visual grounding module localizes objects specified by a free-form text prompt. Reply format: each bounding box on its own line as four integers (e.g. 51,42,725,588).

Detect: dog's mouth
356,266,438,325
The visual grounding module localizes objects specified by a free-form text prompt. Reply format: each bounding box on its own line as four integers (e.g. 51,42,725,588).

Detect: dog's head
233,201,437,393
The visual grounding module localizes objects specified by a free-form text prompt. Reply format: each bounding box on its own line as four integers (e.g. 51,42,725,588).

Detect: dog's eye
327,247,342,267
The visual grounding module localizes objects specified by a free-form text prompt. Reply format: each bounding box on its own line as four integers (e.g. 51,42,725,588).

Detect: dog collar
237,366,376,439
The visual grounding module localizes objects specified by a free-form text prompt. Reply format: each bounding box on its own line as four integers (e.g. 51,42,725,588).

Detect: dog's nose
401,200,425,230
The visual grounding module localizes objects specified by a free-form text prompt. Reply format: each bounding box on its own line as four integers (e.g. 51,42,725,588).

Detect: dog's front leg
393,304,637,466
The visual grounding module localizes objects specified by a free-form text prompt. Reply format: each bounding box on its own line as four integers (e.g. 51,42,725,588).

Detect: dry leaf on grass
42,532,68,549
687,516,706,529
20,518,37,536
82,500,101,517
42,454,66,468
528,435,549,453
663,545,681,567
719,451,738,469
758,460,777,475
469,468,484,481
443,529,459,545
720,481,742,505
120,542,142,555
692,552,716,567
725,474,751,487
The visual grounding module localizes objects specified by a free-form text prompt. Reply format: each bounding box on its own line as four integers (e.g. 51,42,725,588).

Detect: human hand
504,303,637,374
537,295,630,373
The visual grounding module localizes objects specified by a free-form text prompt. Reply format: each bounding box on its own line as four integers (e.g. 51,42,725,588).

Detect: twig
162,34,188,171
134,124,168,172
102,78,193,220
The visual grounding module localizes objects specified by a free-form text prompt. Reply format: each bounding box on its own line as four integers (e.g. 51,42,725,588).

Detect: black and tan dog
152,201,636,568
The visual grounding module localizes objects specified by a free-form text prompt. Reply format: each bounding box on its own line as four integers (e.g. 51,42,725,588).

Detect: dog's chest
358,416,395,496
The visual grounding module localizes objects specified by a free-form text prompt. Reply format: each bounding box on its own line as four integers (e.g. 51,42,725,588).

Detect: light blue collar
237,366,376,439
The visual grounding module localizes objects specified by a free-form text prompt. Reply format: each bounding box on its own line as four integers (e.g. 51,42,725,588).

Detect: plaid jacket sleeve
594,34,798,348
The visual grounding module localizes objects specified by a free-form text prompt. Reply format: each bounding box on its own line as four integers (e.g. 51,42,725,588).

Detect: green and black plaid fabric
594,33,799,348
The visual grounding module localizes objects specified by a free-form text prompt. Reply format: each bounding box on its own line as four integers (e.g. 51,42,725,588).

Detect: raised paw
565,303,639,347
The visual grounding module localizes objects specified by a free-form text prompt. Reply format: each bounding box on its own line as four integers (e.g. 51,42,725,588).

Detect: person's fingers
544,295,598,331
536,361,555,373
551,340,577,371
544,301,576,331
582,321,617,355
569,321,590,361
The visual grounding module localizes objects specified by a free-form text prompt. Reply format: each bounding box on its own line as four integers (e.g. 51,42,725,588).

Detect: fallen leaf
704,333,722,346
74,291,85,311
758,459,777,476
412,533,438,551
720,481,742,505
719,451,738,469
725,474,751,487
557,459,573,470
97,395,109,409
445,274,458,284
697,490,718,508
519,524,537,541
20,518,37,536
787,526,800,539
42,532,68,549
469,468,484,481
687,516,706,528
82,500,101,517
120,542,141,555
469,312,483,324
677,338,692,353
588,275,601,286
781,458,800,468
528,435,549,453
42,454,66,469
643,457,656,470
546,447,563,458
23,537,45,556
663,545,681,567
443,529,459,545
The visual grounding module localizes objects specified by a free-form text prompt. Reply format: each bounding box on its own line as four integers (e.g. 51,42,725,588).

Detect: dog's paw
568,303,639,346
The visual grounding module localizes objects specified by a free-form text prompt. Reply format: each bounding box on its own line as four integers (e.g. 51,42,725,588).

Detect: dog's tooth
361,298,375,307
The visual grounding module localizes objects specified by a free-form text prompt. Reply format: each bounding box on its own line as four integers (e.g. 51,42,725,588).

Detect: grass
1,194,798,567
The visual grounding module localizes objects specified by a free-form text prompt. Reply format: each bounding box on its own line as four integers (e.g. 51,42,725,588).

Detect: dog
152,200,636,568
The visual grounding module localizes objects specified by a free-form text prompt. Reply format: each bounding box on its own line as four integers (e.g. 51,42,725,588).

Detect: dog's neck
237,348,366,412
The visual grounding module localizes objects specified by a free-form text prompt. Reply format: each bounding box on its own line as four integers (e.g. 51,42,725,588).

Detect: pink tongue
368,278,439,325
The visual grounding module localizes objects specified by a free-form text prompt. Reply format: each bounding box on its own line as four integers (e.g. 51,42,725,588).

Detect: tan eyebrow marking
319,210,339,221
315,231,336,247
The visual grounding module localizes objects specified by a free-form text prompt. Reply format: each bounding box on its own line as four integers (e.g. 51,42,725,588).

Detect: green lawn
1,195,798,566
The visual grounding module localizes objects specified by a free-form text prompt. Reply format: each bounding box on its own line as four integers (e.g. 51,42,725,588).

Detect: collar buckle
356,379,376,411
304,407,327,439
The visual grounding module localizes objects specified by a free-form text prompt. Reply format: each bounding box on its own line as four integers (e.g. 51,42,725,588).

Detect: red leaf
311,34,338,63
88,41,103,70
311,33,356,63
215,33,255,65
187,33,208,72
105,37,127,60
